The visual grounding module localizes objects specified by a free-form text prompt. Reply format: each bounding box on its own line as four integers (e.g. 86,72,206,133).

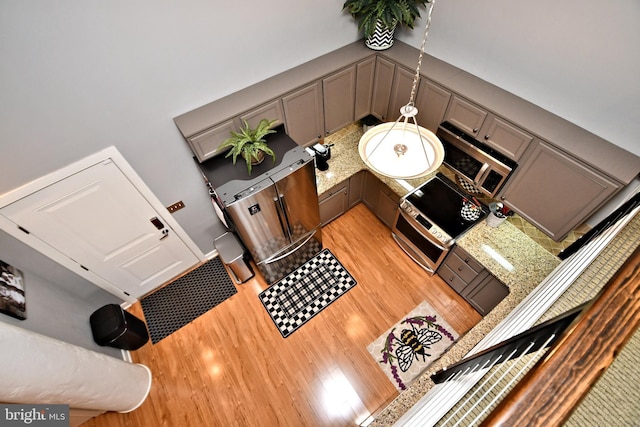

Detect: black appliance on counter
392,173,488,274
198,126,322,284
437,122,517,198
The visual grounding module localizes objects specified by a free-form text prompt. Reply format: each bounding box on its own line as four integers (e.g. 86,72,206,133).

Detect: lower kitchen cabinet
437,245,509,316
348,171,365,209
362,171,400,228
319,183,349,226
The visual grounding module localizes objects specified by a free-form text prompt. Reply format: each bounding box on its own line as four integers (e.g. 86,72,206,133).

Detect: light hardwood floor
84,203,481,427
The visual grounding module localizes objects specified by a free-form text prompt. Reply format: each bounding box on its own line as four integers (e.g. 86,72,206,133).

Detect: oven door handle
474,163,491,187
392,233,436,274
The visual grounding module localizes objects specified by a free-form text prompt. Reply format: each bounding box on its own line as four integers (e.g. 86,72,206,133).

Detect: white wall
0,0,357,254
1,0,638,261
398,0,640,157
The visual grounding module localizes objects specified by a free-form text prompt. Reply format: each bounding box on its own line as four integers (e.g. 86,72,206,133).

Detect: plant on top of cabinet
342,0,429,50
217,119,277,175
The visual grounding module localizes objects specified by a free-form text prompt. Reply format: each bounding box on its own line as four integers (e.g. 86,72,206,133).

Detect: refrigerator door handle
261,229,318,264
278,194,293,236
273,196,291,238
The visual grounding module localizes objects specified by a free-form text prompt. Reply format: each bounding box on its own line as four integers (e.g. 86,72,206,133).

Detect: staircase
391,196,640,427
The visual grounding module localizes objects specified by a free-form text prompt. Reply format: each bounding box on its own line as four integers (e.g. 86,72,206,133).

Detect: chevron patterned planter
365,20,397,51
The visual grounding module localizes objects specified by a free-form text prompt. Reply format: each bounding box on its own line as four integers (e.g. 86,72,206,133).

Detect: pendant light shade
358,0,443,180
359,106,444,179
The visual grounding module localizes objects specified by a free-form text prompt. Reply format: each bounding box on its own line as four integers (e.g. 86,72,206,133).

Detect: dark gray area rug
141,257,237,344
259,248,357,338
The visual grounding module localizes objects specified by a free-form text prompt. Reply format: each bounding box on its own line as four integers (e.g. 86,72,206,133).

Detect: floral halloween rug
367,301,459,391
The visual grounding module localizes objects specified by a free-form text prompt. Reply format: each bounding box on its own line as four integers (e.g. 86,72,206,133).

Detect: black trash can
90,304,149,350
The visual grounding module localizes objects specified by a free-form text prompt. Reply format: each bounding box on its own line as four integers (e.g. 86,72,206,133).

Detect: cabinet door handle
473,128,479,133
484,134,490,140
458,266,464,271
449,276,454,282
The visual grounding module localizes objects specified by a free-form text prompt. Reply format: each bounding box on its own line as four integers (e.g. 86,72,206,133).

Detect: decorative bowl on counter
461,201,482,221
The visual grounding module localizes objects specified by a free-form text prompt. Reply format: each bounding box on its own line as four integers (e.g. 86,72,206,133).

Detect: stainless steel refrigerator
198,129,322,284
223,157,322,284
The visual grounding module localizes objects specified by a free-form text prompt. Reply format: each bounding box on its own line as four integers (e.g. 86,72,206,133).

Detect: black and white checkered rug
141,257,237,344
259,248,356,338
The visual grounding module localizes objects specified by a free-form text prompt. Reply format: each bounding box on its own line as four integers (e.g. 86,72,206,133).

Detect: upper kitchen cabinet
174,42,372,160
444,96,487,137
354,57,376,121
499,139,621,241
282,82,325,147
186,119,239,162
239,99,285,130
444,96,532,161
387,65,416,122
478,115,533,161
371,56,396,121
414,79,452,133
323,66,356,135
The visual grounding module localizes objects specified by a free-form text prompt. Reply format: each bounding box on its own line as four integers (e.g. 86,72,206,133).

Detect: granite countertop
315,124,561,426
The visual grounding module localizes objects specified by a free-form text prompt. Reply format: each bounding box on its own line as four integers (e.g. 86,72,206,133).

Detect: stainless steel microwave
437,122,517,198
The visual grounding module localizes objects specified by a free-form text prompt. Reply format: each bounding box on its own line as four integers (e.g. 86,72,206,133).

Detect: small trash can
214,232,254,284
90,304,149,350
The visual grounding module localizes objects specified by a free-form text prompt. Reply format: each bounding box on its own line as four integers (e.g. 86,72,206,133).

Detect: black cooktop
405,173,488,238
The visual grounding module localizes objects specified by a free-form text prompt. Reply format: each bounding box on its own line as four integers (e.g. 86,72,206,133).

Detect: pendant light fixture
358,0,444,180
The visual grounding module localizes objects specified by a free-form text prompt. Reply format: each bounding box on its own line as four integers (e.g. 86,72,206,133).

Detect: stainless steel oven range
392,173,487,274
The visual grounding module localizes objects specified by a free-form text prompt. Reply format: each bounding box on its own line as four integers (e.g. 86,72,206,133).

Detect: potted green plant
342,0,429,50
217,118,278,175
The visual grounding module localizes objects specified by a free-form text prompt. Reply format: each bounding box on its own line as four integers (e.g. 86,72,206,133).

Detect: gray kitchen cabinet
348,171,365,209
466,275,510,317
377,184,401,228
282,82,324,147
323,66,356,135
437,245,509,316
362,170,380,212
371,56,396,121
414,78,452,133
354,57,376,121
319,183,349,226
444,95,488,137
386,65,416,122
362,171,400,228
187,119,239,162
239,99,285,130
499,138,620,241
444,97,532,161
478,114,533,161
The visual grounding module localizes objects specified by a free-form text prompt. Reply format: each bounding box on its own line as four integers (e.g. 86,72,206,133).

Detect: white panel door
1,159,199,298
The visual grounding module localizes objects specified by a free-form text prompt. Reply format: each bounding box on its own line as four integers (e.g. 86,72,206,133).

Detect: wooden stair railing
430,303,587,385
480,245,640,427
